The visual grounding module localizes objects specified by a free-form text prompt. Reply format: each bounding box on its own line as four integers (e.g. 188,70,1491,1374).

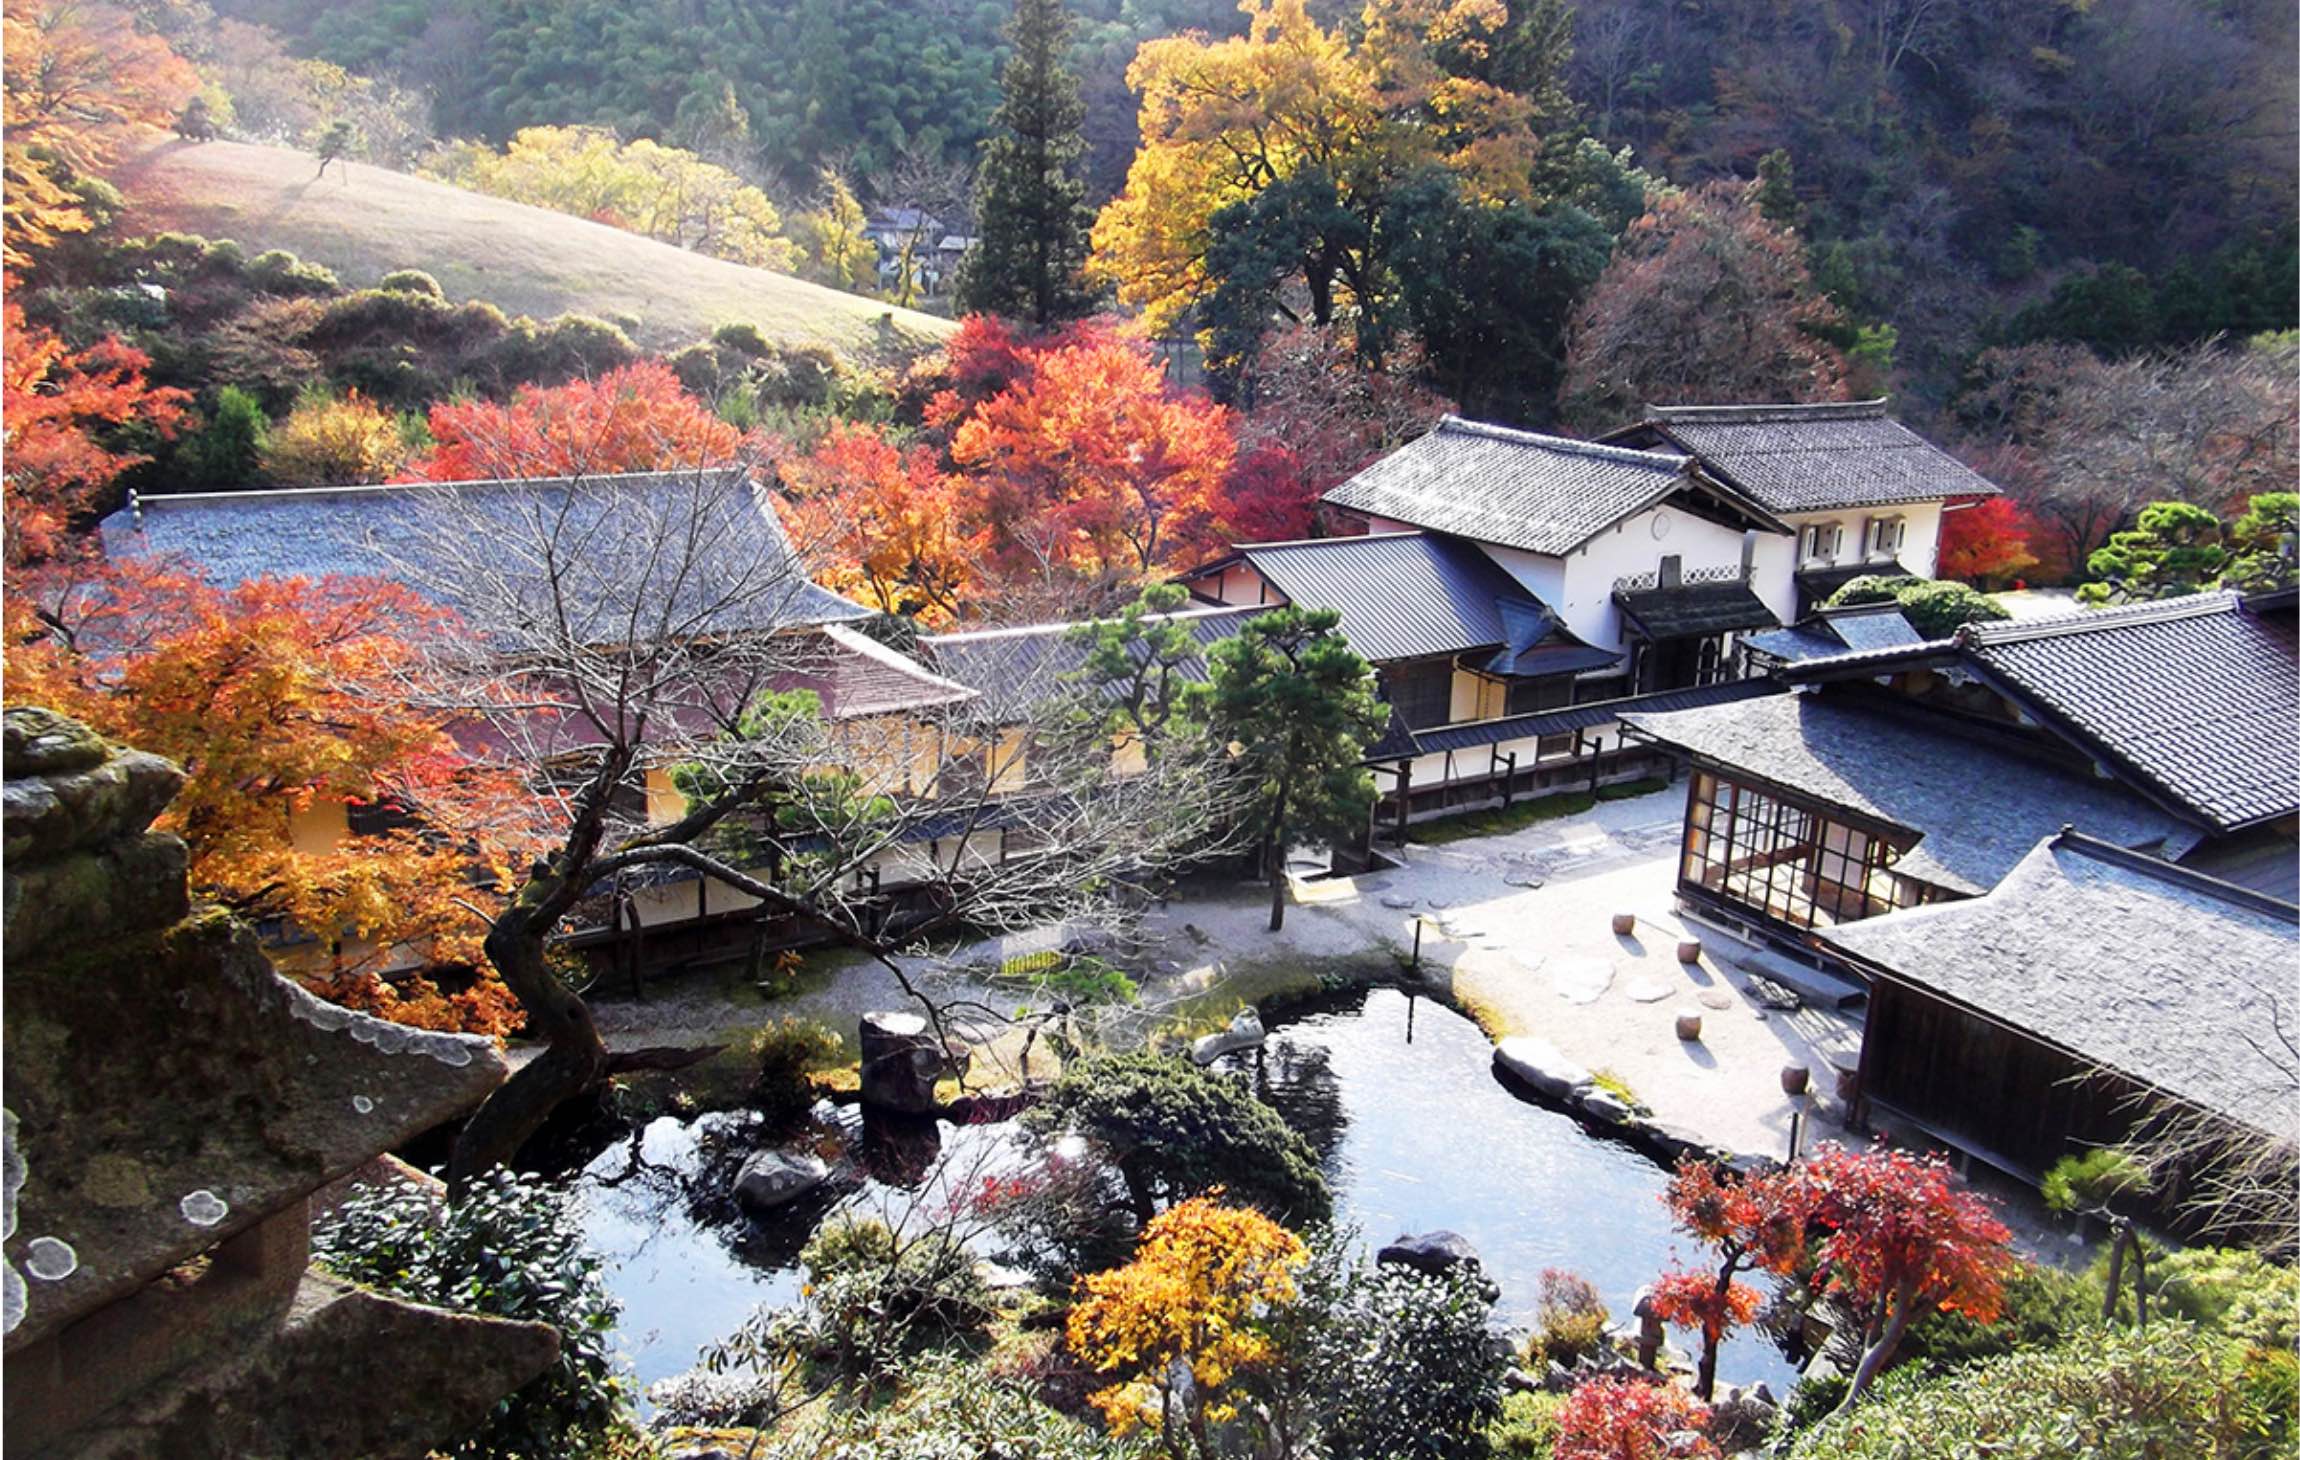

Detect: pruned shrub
747,1015,841,1131
377,268,445,298
247,248,339,296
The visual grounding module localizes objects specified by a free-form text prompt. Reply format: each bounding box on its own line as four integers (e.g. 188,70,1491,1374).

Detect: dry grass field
113,135,956,363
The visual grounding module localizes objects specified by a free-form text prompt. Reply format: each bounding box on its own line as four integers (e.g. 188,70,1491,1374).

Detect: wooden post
1498,750,1517,809
1393,759,1413,843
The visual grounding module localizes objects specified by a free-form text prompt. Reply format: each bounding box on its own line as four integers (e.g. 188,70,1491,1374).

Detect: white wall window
1869,515,1906,558
1800,521,1844,564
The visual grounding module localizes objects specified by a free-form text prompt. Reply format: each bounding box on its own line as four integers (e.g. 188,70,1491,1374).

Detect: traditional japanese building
1819,828,2299,1200
1599,399,2002,616
1623,590,2300,947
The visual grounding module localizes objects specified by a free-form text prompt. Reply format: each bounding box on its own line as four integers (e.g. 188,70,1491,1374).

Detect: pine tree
955,0,1103,327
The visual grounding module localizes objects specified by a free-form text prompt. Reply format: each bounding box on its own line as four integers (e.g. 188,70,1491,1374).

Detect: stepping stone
1698,988,1737,1010
1426,897,1454,910
1625,977,1676,1003
1548,955,1613,1005
1379,895,1419,910
1504,873,1546,889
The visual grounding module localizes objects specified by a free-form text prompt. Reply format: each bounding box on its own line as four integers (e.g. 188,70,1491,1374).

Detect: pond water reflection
571,982,1801,1400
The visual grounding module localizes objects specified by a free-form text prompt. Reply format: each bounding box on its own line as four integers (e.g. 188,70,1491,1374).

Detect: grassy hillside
113,135,955,362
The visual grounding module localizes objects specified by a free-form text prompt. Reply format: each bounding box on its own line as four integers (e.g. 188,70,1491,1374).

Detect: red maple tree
1792,1142,2014,1408
1648,1160,1811,1399
1936,495,2041,588
780,420,974,622
400,360,760,481
1554,1375,1721,1460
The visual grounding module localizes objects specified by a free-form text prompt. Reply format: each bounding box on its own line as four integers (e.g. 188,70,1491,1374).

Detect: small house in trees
1621,590,2300,952
1598,399,2003,616
1818,828,2298,1211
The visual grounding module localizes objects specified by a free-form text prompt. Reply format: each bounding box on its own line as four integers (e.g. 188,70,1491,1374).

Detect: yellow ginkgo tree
1066,1195,1308,1459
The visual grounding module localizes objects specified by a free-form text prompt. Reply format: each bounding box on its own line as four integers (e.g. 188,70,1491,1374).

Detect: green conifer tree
955,0,1103,326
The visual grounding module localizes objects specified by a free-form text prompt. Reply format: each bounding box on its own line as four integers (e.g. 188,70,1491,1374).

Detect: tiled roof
1622,692,2200,894
1821,831,2300,1141
1209,531,1582,665
922,605,1260,716
1321,417,1709,555
1614,579,1779,640
1743,604,1928,664
1956,593,2300,832
1621,401,2000,513
100,472,867,637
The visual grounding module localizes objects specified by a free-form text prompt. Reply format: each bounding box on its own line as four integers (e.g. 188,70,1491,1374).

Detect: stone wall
1,708,558,1458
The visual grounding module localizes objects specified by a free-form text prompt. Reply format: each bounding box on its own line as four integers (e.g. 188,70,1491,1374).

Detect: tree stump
1676,938,1703,964
1611,912,1637,936
858,1011,955,1114
1674,1009,1703,1042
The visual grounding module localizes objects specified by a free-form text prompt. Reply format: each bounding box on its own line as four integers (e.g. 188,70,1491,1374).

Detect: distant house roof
1182,531,1617,670
1744,603,1928,664
1321,416,1787,556
1605,400,2001,514
1622,692,2201,895
921,604,1261,717
1821,831,2300,1141
1783,593,2300,834
1403,677,1778,757
99,472,868,638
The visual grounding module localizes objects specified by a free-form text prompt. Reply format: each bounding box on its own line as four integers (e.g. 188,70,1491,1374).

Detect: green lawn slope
113,134,956,362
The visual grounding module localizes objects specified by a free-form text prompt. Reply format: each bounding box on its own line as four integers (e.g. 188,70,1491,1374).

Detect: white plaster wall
1778,502,1946,584
1550,505,1771,654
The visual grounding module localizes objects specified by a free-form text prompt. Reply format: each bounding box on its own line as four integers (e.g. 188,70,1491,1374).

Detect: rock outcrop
1,709,557,1458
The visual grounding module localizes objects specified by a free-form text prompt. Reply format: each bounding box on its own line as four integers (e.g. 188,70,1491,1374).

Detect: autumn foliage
399,360,759,481
1935,495,2041,588
785,316,1245,623
1649,1159,1810,1398
1554,1376,1721,1460
2,296,190,563
4,563,523,1034
1067,1195,1307,1446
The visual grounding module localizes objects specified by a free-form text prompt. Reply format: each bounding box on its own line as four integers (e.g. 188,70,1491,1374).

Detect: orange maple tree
2,292,190,564
778,420,974,621
5,562,524,1034
1936,495,2041,588
399,360,760,481
1648,1160,1811,1399
2,0,198,266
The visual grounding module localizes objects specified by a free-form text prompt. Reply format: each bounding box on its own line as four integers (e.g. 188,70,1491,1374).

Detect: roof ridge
817,622,977,697
1433,414,1689,469
925,603,1259,644
1960,591,2241,647
2053,827,2300,920
1646,399,1892,424
126,467,752,506
1243,530,1428,552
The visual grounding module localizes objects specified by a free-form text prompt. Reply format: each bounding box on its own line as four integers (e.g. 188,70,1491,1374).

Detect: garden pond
566,983,1804,1403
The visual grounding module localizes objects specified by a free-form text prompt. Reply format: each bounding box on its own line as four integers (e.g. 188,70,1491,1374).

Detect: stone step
1740,947,1868,1010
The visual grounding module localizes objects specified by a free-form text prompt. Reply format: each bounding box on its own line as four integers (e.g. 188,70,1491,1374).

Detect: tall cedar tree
1205,608,1383,931
956,0,1103,326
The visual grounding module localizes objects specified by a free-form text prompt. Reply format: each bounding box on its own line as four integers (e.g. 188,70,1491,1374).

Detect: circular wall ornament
1650,510,1673,540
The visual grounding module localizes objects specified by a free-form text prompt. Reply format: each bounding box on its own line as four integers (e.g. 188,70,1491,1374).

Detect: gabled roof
99,471,868,636
1621,692,2200,895
1182,531,1613,669
1402,677,1778,757
1321,416,1786,556
1784,593,2300,834
1608,400,2000,514
1955,593,2298,833
806,624,976,719
921,604,1260,715
1821,831,2300,1141
1614,578,1779,640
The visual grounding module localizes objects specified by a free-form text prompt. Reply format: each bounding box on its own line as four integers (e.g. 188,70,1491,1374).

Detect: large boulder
1190,1008,1265,1065
857,1011,959,1114
732,1150,830,1214
1376,1230,1481,1277
1494,1037,1594,1101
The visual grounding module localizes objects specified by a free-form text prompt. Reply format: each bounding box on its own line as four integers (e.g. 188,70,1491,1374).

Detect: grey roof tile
1406,677,1778,756
1821,832,2300,1140
99,472,867,637
1218,531,1584,665
1614,579,1779,640
922,605,1260,717
1957,593,2299,832
1622,692,2201,894
1628,401,2001,513
1321,416,1703,555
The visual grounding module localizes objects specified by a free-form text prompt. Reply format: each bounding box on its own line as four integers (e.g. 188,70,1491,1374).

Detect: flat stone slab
1503,873,1546,888
1624,977,1677,1003
1698,988,1738,1010
1548,955,1614,1005
1494,1037,1594,1099
1740,948,1866,1009
1379,895,1419,910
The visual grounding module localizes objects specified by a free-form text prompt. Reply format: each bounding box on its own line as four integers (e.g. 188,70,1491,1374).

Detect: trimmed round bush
376,268,444,298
